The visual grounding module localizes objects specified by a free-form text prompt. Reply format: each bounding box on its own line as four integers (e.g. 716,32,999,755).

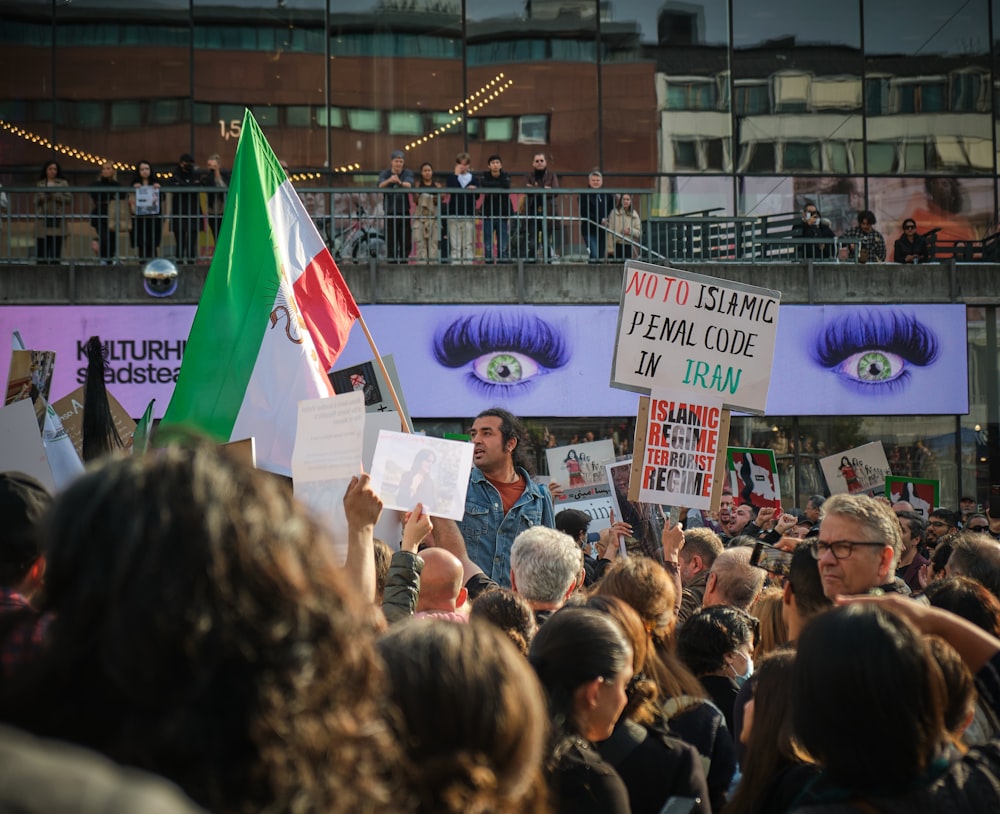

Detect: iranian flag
161,109,360,475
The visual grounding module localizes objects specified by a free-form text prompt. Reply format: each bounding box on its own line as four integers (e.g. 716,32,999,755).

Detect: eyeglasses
968,524,990,532
904,224,916,230
928,520,950,529
809,540,887,560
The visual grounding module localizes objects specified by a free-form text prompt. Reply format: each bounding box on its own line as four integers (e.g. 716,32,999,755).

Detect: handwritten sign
727,447,781,510
633,388,723,510
611,260,780,413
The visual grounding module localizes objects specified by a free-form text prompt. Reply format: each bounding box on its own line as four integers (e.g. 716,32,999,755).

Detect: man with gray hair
701,545,765,612
510,526,582,625
678,526,725,622
812,493,906,599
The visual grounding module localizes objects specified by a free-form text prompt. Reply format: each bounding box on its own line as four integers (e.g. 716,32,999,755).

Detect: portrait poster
5,349,56,432
885,476,939,519
727,447,781,510
820,441,891,497
369,430,473,520
605,459,667,560
545,439,616,489
632,388,723,511
610,260,780,413
329,354,412,431
135,185,160,216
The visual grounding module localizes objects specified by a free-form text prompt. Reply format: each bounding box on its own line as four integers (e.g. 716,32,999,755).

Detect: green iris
486,353,522,382
856,351,892,382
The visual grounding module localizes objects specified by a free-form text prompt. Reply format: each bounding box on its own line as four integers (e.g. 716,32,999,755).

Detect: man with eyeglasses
522,153,559,263
893,218,930,264
965,513,992,535
811,493,909,599
926,508,960,549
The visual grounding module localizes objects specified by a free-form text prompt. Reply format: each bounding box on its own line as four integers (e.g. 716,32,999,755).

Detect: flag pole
355,313,410,433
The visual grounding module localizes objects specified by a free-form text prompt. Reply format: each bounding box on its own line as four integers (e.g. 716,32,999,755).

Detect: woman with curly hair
378,620,549,813
0,443,400,814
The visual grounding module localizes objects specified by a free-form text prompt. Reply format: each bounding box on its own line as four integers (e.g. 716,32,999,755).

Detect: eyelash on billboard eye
811,310,939,392
433,312,570,394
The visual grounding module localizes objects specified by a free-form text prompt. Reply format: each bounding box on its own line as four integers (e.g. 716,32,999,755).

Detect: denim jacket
458,466,555,587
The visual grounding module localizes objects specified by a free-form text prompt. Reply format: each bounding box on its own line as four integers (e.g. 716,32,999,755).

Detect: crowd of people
4,405,1000,813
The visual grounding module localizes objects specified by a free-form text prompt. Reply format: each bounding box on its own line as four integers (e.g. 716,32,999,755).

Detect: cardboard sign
820,442,891,497
51,385,138,457
631,389,724,510
611,260,780,413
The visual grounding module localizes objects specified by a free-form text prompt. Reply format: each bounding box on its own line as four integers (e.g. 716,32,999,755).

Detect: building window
388,111,422,135
347,109,381,132
518,114,548,144
287,106,313,128
110,101,142,129
484,117,514,141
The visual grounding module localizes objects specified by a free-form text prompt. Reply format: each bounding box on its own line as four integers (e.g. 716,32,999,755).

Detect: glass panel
347,109,381,132
0,1,53,173
287,105,312,128
518,114,548,144
484,117,514,141
388,111,422,136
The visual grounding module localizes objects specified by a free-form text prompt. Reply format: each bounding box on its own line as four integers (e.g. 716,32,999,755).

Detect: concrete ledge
0,259,992,306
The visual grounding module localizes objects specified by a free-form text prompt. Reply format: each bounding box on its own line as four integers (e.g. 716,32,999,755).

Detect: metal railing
2,185,998,266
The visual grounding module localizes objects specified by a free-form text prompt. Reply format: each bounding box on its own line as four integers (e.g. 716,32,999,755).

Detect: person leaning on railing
34,159,73,262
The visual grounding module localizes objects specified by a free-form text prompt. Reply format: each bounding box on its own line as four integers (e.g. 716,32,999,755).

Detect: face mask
730,653,754,687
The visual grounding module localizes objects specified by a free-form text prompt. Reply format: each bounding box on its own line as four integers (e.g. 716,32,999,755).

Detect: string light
405,73,512,152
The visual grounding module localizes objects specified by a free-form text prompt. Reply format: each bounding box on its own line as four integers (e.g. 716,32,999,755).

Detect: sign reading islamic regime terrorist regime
610,260,781,414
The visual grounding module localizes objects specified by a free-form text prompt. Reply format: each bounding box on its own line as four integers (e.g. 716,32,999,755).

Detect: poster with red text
635,388,723,510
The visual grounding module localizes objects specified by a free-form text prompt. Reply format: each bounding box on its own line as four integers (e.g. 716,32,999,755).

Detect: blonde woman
606,193,641,260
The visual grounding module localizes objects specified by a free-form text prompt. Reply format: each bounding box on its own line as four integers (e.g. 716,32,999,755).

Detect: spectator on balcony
522,152,559,263
606,193,642,261
410,162,441,263
791,201,835,260
579,169,613,263
841,209,886,263
89,162,122,263
478,154,511,264
893,218,931,264
34,160,72,262
445,152,478,265
202,154,229,249
130,160,163,262
167,153,202,263
377,149,414,264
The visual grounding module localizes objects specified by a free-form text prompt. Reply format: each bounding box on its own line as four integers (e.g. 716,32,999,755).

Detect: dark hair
857,209,876,226
896,510,926,545
585,594,658,726
786,542,832,621
39,160,64,180
0,443,397,814
134,160,154,185
555,509,591,544
0,472,51,587
487,154,502,164
722,650,803,814
942,533,1000,602
378,621,548,814
930,540,954,577
676,605,757,676
929,508,959,528
793,604,946,792
475,407,531,472
529,607,631,741
469,587,537,655
926,636,976,739
924,576,1000,637
807,495,825,509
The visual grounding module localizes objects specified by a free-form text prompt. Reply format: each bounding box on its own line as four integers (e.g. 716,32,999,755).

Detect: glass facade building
2,0,999,508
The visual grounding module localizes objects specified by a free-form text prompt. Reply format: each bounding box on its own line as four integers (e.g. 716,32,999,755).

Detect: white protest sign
635,388,723,510
610,260,780,413
820,441,892,497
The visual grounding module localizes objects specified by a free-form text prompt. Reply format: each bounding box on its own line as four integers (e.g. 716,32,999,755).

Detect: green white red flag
161,109,360,475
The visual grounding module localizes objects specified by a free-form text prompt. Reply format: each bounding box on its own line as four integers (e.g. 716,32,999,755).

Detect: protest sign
727,447,781,510
0,399,54,491
885,476,939,519
329,354,412,432
629,389,724,511
552,483,615,533
546,439,615,489
369,430,473,520
820,442,891,497
51,385,137,457
610,260,780,413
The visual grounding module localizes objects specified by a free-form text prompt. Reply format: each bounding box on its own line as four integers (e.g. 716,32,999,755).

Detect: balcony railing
1,186,996,265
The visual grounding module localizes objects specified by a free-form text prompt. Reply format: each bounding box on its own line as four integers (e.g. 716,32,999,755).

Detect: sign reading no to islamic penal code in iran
610,260,781,414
